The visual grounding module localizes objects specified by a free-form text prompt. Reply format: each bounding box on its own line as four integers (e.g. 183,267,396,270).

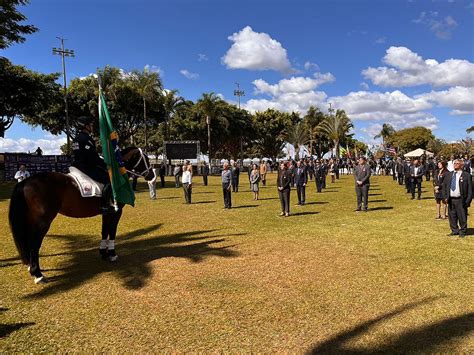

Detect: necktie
450,172,456,192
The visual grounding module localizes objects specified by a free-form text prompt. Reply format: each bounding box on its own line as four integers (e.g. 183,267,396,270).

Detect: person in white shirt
447,155,455,172
181,164,193,204
148,168,157,200
14,165,30,183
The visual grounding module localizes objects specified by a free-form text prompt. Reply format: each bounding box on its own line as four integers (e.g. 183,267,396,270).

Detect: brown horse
8,147,154,284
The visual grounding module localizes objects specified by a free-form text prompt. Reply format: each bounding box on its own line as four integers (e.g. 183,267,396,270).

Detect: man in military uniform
71,116,114,214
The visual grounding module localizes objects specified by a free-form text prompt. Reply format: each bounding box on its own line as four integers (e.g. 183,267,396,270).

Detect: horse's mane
120,146,138,156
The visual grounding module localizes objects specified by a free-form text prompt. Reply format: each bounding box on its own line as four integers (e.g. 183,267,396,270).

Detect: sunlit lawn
0,173,472,352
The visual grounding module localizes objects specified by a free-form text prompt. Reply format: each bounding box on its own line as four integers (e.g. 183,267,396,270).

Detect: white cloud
198,53,209,62
330,90,432,118
416,86,474,115
180,69,199,80
222,26,293,73
304,61,319,71
360,82,369,90
144,64,163,76
253,72,334,97
413,11,458,39
0,135,66,155
374,36,386,44
362,46,474,87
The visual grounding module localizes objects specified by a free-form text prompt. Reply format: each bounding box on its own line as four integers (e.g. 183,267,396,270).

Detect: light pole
328,102,336,157
53,37,75,151
234,83,245,163
206,115,211,167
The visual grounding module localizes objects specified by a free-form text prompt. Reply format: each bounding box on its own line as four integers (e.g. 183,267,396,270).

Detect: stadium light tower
53,37,75,150
234,83,245,162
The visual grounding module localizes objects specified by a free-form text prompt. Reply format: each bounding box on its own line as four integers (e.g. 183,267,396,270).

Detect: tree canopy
0,0,38,49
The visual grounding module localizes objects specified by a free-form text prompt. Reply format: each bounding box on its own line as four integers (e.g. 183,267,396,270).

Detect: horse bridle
126,148,152,178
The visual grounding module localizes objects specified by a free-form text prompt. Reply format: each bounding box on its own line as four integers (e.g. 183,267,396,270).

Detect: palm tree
303,106,325,156
316,109,353,158
467,125,474,134
131,69,163,151
162,89,185,141
196,92,223,163
374,123,395,145
281,122,309,157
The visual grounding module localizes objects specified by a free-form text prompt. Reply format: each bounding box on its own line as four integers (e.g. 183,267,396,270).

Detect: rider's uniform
71,131,109,184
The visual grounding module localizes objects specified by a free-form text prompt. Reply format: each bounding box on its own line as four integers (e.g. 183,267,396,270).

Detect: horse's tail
9,182,30,265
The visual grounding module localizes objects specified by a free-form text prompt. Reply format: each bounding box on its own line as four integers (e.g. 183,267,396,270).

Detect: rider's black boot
101,184,115,214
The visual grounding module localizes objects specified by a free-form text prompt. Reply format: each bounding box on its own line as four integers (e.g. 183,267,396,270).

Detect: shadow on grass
368,206,394,211
0,322,35,338
0,182,16,201
232,205,258,209
191,200,216,204
291,211,319,216
192,191,216,195
305,201,329,205
309,297,473,353
156,196,180,200
26,227,242,298
369,199,387,203
369,193,382,196
258,197,279,201
466,228,474,236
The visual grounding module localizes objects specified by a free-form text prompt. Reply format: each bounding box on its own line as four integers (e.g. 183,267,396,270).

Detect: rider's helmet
76,116,94,130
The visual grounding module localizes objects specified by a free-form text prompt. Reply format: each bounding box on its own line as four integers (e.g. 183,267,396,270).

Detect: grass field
1,173,473,352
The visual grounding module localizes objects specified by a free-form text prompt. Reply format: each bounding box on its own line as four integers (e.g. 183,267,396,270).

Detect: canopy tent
404,148,434,158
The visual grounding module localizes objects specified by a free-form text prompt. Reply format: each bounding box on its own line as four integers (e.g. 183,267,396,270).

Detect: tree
130,69,163,151
282,121,309,156
467,126,474,134
427,138,446,156
195,92,224,162
303,106,326,156
161,89,185,141
386,126,434,154
0,57,62,137
316,109,353,158
374,123,396,145
0,0,38,49
252,109,292,159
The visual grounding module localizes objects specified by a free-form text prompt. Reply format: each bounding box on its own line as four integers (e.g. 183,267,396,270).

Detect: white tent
404,148,434,158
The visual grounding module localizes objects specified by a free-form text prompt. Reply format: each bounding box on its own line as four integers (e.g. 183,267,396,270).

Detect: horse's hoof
109,255,118,262
34,276,47,284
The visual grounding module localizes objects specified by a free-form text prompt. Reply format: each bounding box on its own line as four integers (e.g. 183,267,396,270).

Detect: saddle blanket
68,167,103,198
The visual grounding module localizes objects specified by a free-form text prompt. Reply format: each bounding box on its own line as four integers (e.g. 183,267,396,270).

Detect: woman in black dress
433,161,448,220
277,161,291,217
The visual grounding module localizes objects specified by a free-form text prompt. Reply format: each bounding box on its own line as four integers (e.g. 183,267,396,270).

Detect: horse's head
122,147,155,181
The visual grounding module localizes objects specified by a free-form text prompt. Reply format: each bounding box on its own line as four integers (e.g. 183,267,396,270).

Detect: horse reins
126,148,151,178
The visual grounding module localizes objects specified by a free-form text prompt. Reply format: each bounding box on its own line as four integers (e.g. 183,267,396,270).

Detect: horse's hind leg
29,224,50,284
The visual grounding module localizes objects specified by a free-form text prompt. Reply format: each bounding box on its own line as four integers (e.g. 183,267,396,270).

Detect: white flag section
298,145,310,159
284,143,296,160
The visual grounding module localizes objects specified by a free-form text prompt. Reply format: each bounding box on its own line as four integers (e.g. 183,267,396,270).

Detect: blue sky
2,0,473,154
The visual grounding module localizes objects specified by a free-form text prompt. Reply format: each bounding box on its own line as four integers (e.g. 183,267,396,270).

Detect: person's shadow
24,224,242,299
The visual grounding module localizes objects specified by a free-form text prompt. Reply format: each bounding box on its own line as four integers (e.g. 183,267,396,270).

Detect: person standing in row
181,164,192,204
222,162,232,209
14,164,30,183
202,162,209,186
314,161,324,193
354,156,371,212
260,161,267,186
295,160,307,205
249,164,260,200
443,159,472,237
410,159,424,200
396,158,404,185
404,159,412,193
277,161,291,217
148,167,157,200
173,165,181,188
159,163,166,188
231,162,240,192
329,160,336,183
433,161,448,219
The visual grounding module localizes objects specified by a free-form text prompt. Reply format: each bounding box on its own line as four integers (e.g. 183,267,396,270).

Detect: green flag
98,88,135,207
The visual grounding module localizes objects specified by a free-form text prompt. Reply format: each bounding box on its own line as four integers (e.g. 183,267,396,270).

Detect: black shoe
459,233,466,238
363,208,368,212
447,232,459,236
354,208,361,212
411,197,415,200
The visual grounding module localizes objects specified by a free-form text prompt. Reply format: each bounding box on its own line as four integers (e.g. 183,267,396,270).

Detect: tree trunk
335,139,339,158
207,116,211,166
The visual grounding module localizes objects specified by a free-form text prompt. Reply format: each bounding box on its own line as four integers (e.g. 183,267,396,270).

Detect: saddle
68,167,104,197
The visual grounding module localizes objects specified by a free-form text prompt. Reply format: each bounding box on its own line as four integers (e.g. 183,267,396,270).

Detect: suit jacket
354,164,371,186
277,169,291,190
442,170,472,207
294,166,308,186
404,163,411,177
410,165,424,179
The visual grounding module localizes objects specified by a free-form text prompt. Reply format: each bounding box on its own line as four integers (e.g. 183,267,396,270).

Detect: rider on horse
71,116,114,214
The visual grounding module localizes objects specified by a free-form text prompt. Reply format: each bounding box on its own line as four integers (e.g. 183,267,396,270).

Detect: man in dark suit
202,162,209,186
159,163,166,188
294,160,308,205
231,161,240,192
354,156,371,212
443,159,472,237
277,161,292,216
396,158,404,185
314,160,324,193
404,159,412,193
409,159,424,200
